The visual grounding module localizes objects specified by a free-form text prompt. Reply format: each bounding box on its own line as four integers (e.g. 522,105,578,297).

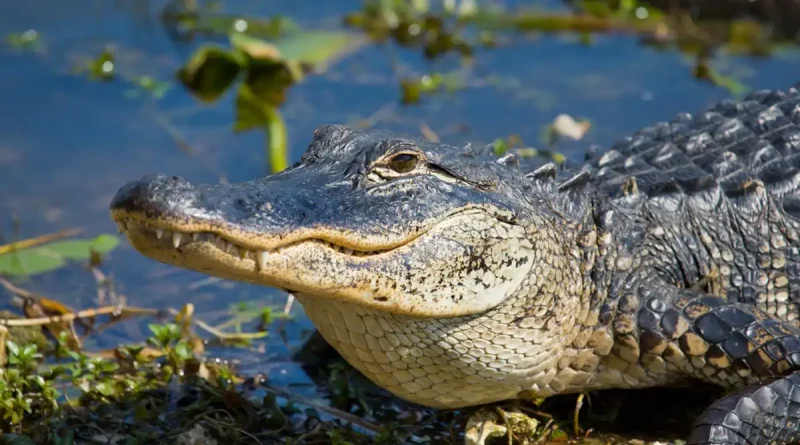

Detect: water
1,0,799,423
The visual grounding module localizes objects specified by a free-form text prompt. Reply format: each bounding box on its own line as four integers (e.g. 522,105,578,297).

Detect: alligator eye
387,153,419,173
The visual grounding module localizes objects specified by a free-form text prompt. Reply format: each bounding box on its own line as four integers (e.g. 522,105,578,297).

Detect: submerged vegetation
1,0,799,443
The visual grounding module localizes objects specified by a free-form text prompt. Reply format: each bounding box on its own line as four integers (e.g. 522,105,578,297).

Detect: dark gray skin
112,83,800,444
112,125,533,251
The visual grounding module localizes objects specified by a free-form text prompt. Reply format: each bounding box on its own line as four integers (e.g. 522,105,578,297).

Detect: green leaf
177,45,244,103
20,344,37,358
0,249,64,276
260,307,274,325
173,342,191,359
31,375,45,387
95,381,115,396
6,341,19,358
147,323,182,347
87,47,116,81
230,34,283,61
230,30,366,82
0,234,120,277
88,233,120,253
273,31,366,69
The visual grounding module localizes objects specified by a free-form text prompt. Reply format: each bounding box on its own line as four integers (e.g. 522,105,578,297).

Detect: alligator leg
625,277,800,444
689,374,800,444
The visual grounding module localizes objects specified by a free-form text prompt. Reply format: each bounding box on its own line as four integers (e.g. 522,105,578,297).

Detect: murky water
1,0,799,420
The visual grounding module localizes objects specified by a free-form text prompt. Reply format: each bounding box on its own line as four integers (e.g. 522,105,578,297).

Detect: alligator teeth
116,222,126,233
172,232,183,248
256,251,268,270
133,224,385,259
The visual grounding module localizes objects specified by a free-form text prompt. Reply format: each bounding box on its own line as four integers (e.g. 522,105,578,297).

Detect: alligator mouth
111,203,528,317
112,216,400,271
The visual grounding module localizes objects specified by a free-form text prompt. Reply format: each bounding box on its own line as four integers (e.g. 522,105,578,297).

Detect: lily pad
0,234,119,277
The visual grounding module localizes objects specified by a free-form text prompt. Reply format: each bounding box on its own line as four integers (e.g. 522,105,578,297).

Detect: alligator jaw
111,210,416,314
111,205,531,318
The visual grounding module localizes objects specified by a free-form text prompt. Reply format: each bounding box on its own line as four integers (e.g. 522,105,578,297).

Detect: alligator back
581,85,800,324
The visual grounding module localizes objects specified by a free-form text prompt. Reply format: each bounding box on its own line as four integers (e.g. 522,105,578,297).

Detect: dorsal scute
470,142,497,157
587,84,800,210
526,162,558,182
557,170,592,192
496,152,519,168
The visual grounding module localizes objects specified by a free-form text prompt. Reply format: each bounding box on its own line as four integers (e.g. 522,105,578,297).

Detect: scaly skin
111,84,800,444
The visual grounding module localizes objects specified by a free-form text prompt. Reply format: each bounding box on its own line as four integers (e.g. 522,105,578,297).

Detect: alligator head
110,125,588,407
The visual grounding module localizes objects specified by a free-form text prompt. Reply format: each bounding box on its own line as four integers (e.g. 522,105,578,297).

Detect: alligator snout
110,174,198,218
109,169,347,238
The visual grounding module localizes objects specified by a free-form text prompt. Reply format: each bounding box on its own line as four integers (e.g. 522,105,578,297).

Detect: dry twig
0,228,82,255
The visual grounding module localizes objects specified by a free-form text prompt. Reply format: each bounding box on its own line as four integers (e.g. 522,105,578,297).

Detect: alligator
111,83,800,445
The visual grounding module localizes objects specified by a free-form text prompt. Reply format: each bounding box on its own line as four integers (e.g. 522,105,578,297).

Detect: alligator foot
626,272,800,444
689,373,800,444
